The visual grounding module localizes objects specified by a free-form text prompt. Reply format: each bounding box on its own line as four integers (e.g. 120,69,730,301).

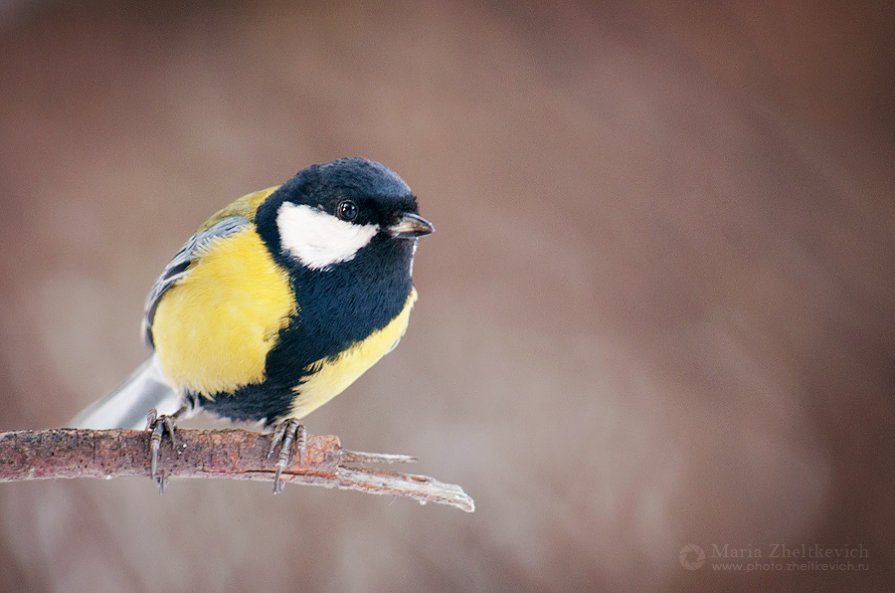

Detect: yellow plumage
152,226,296,395
290,288,417,418
199,186,278,229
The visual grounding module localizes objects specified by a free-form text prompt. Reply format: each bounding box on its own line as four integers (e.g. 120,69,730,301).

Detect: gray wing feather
69,355,182,429
142,216,249,347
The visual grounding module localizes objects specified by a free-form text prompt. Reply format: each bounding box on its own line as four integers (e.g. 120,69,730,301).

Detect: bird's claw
146,407,182,494
267,419,306,494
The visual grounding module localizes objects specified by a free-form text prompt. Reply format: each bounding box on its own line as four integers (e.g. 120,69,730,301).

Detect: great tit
72,157,434,492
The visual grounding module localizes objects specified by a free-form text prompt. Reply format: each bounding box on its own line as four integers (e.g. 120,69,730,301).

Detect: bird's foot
146,406,186,494
266,418,306,495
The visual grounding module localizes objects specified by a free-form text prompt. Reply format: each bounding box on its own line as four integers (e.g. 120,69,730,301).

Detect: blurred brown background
0,1,893,591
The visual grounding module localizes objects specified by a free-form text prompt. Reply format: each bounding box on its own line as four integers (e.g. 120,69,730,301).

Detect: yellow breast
152,227,296,395
289,288,417,419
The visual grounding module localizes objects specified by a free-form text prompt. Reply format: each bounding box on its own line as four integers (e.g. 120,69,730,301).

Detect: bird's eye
336,200,358,221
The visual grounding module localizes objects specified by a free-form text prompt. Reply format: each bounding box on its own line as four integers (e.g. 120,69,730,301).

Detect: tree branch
0,429,474,513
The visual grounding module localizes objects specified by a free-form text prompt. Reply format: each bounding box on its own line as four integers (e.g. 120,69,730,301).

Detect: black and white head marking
276,203,379,271
256,157,431,275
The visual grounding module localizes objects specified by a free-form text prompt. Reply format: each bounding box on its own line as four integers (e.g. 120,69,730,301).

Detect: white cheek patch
277,203,379,270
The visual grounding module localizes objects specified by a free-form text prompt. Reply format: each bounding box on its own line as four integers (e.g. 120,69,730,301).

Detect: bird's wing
142,216,249,347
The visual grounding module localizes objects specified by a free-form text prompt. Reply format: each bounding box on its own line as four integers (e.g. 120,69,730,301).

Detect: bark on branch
0,429,474,512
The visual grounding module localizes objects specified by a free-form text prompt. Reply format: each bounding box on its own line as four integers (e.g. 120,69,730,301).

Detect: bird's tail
70,355,182,429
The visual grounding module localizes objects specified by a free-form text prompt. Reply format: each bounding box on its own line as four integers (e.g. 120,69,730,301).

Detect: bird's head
257,158,434,273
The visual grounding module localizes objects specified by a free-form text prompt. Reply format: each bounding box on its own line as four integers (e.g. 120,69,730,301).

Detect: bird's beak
389,212,435,239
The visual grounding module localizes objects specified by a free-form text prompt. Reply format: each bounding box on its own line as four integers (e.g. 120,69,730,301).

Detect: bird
71,157,434,493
